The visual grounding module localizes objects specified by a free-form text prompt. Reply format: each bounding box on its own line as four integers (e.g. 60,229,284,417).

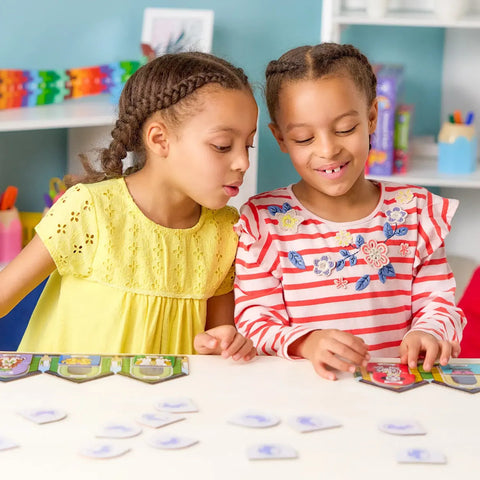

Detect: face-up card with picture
379,418,426,436
19,408,67,425
0,353,42,382
424,362,480,394
147,433,198,450
118,355,189,384
96,421,142,439
46,355,113,383
355,362,428,392
396,448,447,464
79,442,130,459
288,414,342,433
155,397,198,413
0,436,19,451
247,443,298,460
229,411,280,428
137,412,186,429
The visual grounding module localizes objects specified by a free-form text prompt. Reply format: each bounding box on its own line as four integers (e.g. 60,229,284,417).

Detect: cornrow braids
265,43,377,124
72,52,251,185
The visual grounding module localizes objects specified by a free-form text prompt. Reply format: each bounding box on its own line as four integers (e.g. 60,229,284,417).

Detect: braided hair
71,52,251,185
265,43,377,124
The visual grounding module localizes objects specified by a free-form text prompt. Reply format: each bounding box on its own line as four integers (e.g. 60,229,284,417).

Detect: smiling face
269,75,377,206
161,85,258,210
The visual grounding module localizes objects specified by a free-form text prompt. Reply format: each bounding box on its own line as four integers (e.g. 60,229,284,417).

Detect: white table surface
0,355,479,479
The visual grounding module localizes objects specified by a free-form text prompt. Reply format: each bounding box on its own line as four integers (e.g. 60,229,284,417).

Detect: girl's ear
368,99,379,135
268,123,289,153
144,119,170,157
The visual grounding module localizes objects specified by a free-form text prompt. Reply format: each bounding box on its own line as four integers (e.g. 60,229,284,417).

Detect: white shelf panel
0,95,117,132
334,10,480,28
367,155,480,188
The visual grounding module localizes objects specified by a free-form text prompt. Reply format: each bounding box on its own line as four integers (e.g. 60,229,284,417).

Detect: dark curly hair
69,52,252,185
265,43,377,124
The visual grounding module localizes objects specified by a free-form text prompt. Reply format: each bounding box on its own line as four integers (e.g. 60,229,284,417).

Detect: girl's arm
194,292,255,360
234,202,316,358
0,234,55,318
401,243,466,369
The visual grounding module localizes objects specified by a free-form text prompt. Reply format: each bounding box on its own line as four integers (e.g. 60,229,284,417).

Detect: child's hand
290,329,370,381
400,331,461,371
194,325,256,361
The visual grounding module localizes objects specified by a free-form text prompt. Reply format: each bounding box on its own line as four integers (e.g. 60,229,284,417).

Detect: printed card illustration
18,408,67,424
426,362,480,393
396,448,447,464
79,442,130,459
228,411,280,428
96,421,142,439
118,355,188,384
288,414,342,433
0,353,42,382
0,436,19,451
137,412,186,429
155,397,198,414
355,362,428,392
147,433,198,450
247,444,298,460
378,418,426,436
46,354,113,383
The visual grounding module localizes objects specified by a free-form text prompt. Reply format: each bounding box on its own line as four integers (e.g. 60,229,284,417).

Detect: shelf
0,95,117,132
367,156,480,188
333,10,480,28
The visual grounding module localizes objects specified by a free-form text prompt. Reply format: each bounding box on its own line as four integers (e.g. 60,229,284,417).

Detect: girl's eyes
293,125,358,143
336,125,358,135
294,137,313,144
212,144,231,152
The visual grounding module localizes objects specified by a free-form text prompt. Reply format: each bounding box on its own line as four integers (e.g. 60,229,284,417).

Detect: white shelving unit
0,94,258,211
0,95,117,132
321,0,480,275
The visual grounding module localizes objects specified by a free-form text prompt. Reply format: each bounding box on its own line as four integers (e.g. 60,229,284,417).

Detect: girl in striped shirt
234,43,466,380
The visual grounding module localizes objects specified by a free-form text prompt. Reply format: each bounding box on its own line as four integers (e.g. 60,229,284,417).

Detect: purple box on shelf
367,65,404,176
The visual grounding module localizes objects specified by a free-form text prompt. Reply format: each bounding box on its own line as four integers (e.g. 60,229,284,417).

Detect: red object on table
458,267,480,358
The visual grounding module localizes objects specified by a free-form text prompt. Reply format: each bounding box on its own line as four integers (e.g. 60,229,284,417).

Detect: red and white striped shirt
234,182,466,358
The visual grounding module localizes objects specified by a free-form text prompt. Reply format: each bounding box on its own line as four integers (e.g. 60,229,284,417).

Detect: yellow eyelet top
19,178,239,355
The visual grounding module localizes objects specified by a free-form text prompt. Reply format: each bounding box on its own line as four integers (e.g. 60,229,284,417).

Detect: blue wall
1,1,445,205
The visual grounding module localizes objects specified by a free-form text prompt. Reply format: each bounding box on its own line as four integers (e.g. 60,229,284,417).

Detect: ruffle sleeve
35,184,99,278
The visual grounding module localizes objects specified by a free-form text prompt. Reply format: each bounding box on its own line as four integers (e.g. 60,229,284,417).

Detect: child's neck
293,178,380,223
124,170,201,229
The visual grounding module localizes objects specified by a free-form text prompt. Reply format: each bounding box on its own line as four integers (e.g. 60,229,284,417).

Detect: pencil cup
438,122,477,174
0,207,22,264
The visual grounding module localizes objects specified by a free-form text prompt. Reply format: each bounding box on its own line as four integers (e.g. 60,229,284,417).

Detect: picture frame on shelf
141,8,214,60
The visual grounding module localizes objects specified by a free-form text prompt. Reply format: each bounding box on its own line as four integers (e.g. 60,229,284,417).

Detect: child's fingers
231,338,256,361
221,333,248,359
422,342,439,372
312,360,337,381
451,341,461,358
193,332,218,354
406,340,421,370
325,337,369,368
438,341,452,365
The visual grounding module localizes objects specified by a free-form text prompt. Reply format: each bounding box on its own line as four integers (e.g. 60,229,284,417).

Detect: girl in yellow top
0,52,258,359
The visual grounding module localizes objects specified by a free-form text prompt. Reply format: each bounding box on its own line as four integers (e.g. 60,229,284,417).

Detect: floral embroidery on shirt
70,211,80,222
73,244,82,254
395,189,413,205
334,277,348,289
288,251,306,270
385,205,407,224
268,202,304,233
85,233,94,245
399,242,410,256
56,224,66,234
313,255,335,276
361,240,389,269
335,230,353,247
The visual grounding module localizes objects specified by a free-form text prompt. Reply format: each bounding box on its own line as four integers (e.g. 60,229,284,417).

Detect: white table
0,355,479,479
